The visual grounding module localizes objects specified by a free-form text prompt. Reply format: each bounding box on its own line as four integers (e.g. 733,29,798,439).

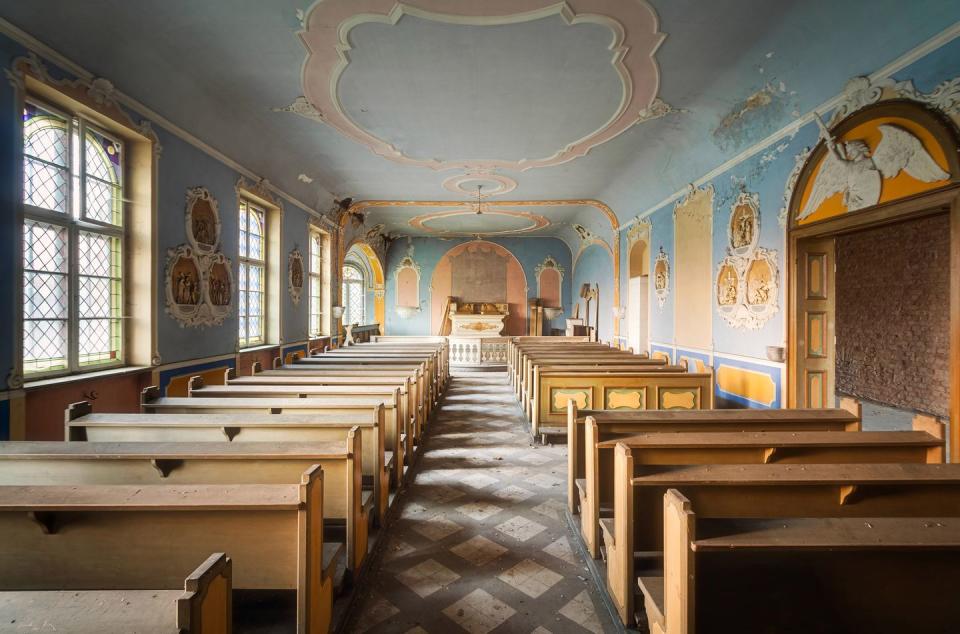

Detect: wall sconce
543,307,563,320
612,306,626,320
331,306,344,320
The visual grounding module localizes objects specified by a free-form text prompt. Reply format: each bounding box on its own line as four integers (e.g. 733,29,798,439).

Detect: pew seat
0,437,369,572
0,466,338,632
0,553,232,634
639,489,960,634
578,424,945,557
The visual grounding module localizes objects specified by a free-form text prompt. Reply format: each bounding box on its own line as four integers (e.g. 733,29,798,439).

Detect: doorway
627,239,649,354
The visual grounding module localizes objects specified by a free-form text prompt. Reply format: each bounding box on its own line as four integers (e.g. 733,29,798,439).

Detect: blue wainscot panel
713,354,783,409
650,343,676,363
676,348,712,374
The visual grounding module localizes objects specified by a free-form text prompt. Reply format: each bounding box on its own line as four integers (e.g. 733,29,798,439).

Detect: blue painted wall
0,31,323,384
571,244,614,342
384,237,573,336
624,31,960,408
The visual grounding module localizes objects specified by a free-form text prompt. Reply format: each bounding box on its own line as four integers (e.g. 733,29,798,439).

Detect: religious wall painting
728,192,760,256
185,187,221,254
206,253,233,323
288,247,304,305
790,100,959,228
166,187,234,327
715,191,779,330
654,247,670,308
716,260,740,308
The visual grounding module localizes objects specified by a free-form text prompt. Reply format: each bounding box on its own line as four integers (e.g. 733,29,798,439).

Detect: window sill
238,343,279,354
24,365,151,391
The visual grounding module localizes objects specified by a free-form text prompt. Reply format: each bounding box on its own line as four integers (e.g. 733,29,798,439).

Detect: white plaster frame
727,191,760,257
393,252,422,317
654,247,670,308
185,186,221,255
534,255,565,306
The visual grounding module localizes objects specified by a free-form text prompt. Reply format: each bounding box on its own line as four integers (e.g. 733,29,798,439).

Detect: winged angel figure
797,115,950,221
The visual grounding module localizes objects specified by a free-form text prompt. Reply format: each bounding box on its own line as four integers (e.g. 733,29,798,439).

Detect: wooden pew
190,376,407,487
509,341,624,392
532,369,713,438
606,448,960,624
579,416,945,557
526,362,682,424
76,391,390,525
566,405,862,513
307,353,444,402
0,466,338,633
256,361,428,429
0,552,232,633
12,422,368,573
648,489,960,634
229,367,420,466
519,353,667,404
506,336,590,377
352,340,449,382
281,360,437,417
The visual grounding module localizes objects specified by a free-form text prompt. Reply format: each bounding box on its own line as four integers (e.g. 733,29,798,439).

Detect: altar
447,302,509,366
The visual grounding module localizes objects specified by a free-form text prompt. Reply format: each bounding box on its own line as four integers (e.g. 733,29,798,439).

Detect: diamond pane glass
23,103,70,214
343,273,365,325
78,318,121,366
84,128,122,184
23,319,68,373
23,220,68,273
311,233,322,270
79,232,120,277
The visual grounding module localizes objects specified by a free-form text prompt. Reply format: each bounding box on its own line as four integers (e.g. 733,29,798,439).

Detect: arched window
22,99,125,376
342,263,366,325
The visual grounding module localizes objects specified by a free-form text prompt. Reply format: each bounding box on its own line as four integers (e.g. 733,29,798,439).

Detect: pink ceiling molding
298,0,664,172
441,171,518,197
408,207,551,236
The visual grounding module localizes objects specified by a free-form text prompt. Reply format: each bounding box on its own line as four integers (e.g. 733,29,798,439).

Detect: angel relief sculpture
797,115,950,221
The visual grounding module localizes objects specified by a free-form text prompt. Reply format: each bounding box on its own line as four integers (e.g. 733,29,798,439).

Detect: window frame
20,96,127,379
238,197,268,349
308,227,329,337
341,261,366,326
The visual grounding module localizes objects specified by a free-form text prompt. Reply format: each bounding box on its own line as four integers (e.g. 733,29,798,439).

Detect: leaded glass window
239,199,266,347
21,98,124,377
309,229,325,337
342,263,365,325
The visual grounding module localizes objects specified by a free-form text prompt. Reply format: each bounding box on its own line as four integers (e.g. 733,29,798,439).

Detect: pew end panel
141,385,161,410
178,552,233,634
608,442,635,625
913,413,947,463
299,464,335,634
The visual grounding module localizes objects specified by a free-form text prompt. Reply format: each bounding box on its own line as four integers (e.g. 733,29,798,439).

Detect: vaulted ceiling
3,0,956,242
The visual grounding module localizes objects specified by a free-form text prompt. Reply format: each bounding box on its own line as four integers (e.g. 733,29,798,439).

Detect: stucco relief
715,191,779,330
654,246,670,308
166,188,234,328
296,0,665,172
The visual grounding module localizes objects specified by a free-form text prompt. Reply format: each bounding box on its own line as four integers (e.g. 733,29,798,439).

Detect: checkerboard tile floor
347,369,614,633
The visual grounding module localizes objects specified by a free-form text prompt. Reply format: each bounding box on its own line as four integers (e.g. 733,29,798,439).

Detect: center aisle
348,369,614,633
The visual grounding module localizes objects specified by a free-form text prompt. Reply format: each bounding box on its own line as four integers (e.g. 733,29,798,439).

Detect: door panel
795,237,836,408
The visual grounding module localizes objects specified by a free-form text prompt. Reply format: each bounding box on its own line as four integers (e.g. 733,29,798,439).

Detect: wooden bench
509,341,625,390
579,415,945,557
0,552,231,633
281,360,437,416
75,393,390,525
519,354,667,404
256,361,428,427
605,448,960,624
9,424,369,573
527,363,684,425
644,489,960,634
506,336,591,376
566,405,862,513
532,369,713,438
0,466,338,633
190,376,407,488
350,340,449,379
230,368,420,465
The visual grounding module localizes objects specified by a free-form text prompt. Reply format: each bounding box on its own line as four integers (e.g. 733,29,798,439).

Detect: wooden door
794,237,836,408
